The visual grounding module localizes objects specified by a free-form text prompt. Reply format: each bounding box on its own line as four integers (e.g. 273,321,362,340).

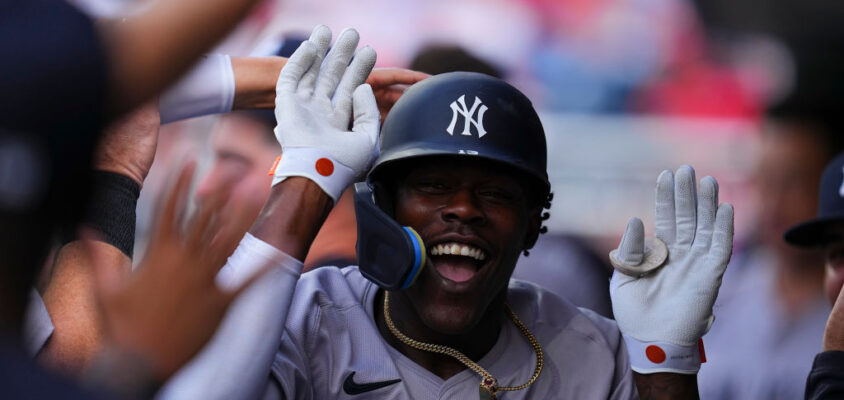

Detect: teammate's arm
39,104,160,371
157,26,380,400
96,0,265,115
230,56,289,111
159,55,426,124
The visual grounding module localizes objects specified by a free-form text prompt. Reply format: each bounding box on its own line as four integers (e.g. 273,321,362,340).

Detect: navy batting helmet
371,71,549,195
354,71,550,290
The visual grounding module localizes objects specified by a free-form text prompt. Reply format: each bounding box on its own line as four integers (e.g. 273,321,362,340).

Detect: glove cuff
622,334,704,374
270,147,354,203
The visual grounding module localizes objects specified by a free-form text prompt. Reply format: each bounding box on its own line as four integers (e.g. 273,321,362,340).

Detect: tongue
436,262,476,283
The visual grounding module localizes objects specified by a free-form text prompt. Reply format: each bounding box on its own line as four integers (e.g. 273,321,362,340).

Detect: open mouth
429,242,488,283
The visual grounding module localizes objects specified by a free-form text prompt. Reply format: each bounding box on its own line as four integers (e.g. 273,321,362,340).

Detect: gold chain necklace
383,291,544,400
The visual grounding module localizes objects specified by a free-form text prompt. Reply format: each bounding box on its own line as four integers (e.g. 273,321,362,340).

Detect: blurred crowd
3,0,844,398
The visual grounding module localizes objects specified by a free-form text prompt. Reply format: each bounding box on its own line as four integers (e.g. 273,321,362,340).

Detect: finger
275,41,318,96
654,169,676,245
692,176,719,249
158,161,196,239
616,217,645,265
674,165,697,249
205,195,254,273
366,68,430,87
297,25,332,96
710,203,735,269
375,86,408,105
313,28,360,100
352,84,381,145
333,46,377,117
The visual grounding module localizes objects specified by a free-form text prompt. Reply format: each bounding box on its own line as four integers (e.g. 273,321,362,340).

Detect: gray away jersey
266,266,637,400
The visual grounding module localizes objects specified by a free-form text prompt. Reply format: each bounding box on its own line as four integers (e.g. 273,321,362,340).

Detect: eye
413,179,451,194
826,244,844,268
829,250,844,264
478,186,518,203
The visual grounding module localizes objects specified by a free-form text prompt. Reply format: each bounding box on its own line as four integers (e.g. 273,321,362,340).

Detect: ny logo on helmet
447,95,488,138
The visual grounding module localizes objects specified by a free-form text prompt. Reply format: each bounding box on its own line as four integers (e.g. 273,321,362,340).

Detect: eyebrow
215,151,252,165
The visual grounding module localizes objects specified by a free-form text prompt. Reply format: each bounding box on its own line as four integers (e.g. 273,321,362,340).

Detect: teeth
429,242,487,261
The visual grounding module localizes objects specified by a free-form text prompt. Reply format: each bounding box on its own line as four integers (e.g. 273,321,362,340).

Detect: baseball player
783,153,844,399
162,26,734,400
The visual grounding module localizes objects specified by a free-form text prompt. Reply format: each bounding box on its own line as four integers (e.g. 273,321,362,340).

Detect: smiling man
161,26,733,400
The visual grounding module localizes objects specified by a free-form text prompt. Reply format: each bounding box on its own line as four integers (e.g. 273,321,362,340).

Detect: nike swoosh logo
342,371,401,395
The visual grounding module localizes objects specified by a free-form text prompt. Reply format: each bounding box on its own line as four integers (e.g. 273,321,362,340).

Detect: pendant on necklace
479,377,498,400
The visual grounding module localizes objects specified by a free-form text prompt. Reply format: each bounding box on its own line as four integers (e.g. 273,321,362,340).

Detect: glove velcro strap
623,335,703,374
271,147,354,203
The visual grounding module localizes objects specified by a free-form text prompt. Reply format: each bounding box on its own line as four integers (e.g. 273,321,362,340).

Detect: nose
441,188,485,226
195,166,223,200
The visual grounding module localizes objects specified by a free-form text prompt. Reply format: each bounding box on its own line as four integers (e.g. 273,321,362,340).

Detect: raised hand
87,162,268,382
271,25,381,203
366,68,430,123
610,165,734,374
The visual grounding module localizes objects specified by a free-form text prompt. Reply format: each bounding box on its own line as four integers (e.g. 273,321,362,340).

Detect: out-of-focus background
89,0,841,256
72,0,844,398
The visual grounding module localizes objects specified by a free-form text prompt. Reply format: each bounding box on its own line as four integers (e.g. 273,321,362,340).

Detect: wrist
271,147,356,203
251,177,333,260
93,164,144,188
63,171,140,257
623,334,705,374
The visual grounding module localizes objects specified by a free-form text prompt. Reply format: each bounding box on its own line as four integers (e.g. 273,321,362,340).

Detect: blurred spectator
627,1,760,118
691,0,844,114
197,111,279,233
778,152,844,399
196,111,359,270
698,121,841,399
524,0,673,112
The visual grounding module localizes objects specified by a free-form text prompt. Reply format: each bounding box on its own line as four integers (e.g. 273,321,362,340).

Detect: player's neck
374,289,504,381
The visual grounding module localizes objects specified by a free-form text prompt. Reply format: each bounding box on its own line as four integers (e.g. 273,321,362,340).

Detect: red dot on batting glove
646,345,666,364
315,158,334,176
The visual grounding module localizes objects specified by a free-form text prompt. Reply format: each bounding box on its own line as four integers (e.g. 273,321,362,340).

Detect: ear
522,206,543,252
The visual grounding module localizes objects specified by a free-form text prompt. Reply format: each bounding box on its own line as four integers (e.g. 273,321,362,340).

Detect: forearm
158,233,303,400
158,55,286,124
633,372,699,400
39,169,139,370
99,0,262,114
232,56,287,110
39,241,130,371
250,177,334,261
159,179,330,398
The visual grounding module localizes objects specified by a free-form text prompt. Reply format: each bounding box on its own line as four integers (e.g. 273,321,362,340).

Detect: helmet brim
784,215,844,247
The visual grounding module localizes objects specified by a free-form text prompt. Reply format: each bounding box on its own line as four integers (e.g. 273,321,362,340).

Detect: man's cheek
235,174,272,209
825,265,844,306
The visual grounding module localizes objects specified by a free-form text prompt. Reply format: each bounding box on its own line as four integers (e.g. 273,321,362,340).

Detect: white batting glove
271,25,380,203
610,166,734,374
